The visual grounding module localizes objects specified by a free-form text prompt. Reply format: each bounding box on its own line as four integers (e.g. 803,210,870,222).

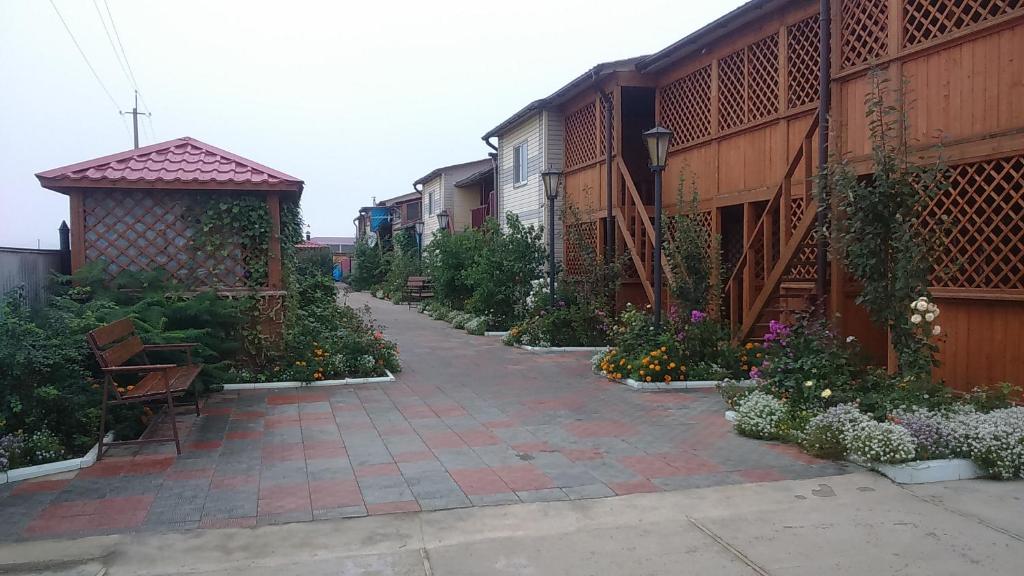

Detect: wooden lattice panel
787,14,820,109
841,0,889,68
598,93,615,156
747,34,780,122
564,221,598,278
565,102,599,170
718,50,747,132
83,190,250,288
660,66,712,148
921,155,1024,290
785,196,818,280
904,0,1023,47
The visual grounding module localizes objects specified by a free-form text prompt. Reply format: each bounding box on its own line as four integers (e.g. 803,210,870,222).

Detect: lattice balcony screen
841,0,889,68
563,221,598,278
747,35,780,122
787,14,821,109
904,0,1023,47
83,190,252,288
660,66,712,148
788,196,818,281
718,50,747,132
921,154,1024,291
565,102,599,170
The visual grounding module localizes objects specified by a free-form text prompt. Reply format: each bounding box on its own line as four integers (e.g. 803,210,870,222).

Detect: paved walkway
0,290,846,541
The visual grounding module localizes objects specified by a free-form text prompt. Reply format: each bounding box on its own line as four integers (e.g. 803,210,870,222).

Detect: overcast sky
0,0,745,248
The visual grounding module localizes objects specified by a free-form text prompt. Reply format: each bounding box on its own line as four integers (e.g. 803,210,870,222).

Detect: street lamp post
643,126,673,328
542,169,563,305
414,220,424,261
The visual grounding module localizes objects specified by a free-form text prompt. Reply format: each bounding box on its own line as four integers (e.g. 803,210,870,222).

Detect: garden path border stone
221,370,396,390
0,433,113,485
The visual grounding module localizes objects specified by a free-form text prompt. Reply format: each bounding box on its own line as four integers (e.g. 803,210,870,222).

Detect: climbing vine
830,71,948,380
189,194,271,287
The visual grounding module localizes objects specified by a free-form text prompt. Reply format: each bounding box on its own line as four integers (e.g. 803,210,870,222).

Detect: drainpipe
600,90,614,264
816,0,832,308
482,136,499,222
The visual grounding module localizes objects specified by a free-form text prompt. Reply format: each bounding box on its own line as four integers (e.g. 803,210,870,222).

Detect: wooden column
69,190,86,272
267,192,283,289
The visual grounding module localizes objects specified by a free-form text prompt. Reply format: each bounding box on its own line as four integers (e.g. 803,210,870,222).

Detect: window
406,201,421,222
513,142,528,186
428,191,434,215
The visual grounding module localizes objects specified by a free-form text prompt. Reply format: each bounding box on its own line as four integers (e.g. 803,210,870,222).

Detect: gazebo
36,137,303,328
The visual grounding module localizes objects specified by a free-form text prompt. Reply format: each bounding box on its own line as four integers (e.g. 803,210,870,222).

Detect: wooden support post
267,193,283,290
69,190,86,272
742,202,755,314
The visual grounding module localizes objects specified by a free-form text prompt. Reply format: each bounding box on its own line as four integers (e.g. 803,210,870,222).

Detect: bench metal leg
165,387,181,455
97,380,109,462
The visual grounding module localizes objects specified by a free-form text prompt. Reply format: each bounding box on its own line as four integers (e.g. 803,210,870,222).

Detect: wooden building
36,137,303,329
555,0,1024,390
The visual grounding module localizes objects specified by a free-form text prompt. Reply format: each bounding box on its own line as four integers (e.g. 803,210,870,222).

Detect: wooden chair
405,276,434,308
87,318,201,459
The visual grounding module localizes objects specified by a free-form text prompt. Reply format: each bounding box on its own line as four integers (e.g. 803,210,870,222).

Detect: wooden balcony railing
471,204,489,229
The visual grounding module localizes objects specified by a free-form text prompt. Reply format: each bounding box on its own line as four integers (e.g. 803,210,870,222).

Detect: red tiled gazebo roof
36,137,304,193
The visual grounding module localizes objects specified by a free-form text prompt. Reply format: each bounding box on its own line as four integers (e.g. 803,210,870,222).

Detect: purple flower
690,310,707,323
749,367,762,379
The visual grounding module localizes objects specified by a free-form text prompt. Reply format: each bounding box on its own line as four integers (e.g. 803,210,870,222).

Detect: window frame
512,141,528,187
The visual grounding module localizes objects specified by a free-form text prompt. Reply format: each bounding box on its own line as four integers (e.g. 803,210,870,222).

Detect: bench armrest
143,343,199,351
102,364,177,373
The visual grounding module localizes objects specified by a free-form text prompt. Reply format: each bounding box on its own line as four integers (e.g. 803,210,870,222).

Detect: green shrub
451,312,471,329
464,215,545,330
425,228,481,310
349,239,389,291
382,231,422,302
465,317,488,336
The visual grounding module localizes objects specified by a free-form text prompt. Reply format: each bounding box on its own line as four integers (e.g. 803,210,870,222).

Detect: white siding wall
420,176,442,246
542,109,565,265
443,161,491,232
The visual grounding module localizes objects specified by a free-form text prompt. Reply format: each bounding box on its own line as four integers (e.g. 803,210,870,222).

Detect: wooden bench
405,276,433,307
87,318,201,459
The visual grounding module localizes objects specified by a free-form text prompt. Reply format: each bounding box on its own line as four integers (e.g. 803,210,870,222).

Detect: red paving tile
421,431,467,450
258,482,311,515
524,396,586,411
564,420,638,438
456,429,502,447
393,450,436,463
431,405,468,418
619,455,684,479
559,448,605,462
355,463,401,478
658,452,724,476
399,406,437,420
10,479,72,495
449,468,511,496
366,501,420,515
266,394,299,405
376,424,415,437
261,443,305,462
309,479,363,508
225,430,262,441
298,391,332,403
608,479,662,496
25,509,149,537
188,440,223,451
491,464,555,491
165,467,215,481
231,410,266,420
303,441,347,460
736,467,788,483
511,442,553,453
482,419,519,429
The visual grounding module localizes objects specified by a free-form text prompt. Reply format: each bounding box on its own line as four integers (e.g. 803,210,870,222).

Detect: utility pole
120,91,150,149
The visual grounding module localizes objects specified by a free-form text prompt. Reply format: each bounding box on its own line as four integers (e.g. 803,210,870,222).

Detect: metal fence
0,247,65,308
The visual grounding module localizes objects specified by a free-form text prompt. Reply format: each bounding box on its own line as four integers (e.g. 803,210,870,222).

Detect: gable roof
36,137,304,193
482,56,645,140
413,158,492,188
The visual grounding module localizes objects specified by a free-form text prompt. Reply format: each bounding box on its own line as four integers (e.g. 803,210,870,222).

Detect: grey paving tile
356,475,414,504
417,494,472,511
516,488,570,503
467,492,520,507
562,483,616,500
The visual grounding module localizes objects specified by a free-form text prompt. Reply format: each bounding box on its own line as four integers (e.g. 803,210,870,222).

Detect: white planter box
222,370,396,390
1,432,114,485
484,331,509,337
849,455,987,484
623,378,756,391
517,345,608,353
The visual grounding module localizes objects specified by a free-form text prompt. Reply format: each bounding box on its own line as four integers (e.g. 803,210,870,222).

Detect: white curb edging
847,454,987,484
484,331,509,337
0,432,114,485
517,345,609,353
622,378,757,391
222,370,396,390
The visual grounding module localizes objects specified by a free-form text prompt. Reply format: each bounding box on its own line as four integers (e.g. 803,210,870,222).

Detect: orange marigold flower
664,375,672,382
645,376,652,382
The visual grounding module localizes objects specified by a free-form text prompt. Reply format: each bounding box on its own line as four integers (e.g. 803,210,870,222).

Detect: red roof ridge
36,137,304,193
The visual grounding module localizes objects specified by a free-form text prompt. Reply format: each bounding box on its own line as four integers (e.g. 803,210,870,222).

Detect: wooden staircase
612,156,672,304
723,114,822,342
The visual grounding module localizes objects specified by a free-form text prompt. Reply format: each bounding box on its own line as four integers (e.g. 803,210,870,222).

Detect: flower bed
420,301,491,336
724,303,1023,483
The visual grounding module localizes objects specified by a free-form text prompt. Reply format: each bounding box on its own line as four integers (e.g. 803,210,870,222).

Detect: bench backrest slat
89,318,136,348
87,318,143,368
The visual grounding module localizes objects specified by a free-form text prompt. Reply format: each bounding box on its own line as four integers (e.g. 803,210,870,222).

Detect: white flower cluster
846,420,917,464
909,295,942,337
734,391,786,440
945,407,1024,480
802,403,872,455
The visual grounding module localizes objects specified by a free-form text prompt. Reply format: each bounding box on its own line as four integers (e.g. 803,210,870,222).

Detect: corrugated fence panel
0,248,63,308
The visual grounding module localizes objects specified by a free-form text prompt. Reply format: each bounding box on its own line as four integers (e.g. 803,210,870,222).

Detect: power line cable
102,0,142,97
91,0,132,89
48,0,122,113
